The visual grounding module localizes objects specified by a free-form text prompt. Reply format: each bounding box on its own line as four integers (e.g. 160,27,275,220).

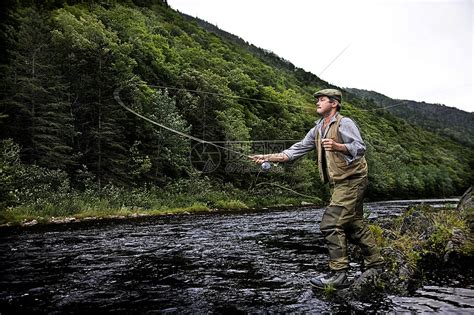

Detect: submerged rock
337,268,385,302
22,219,38,226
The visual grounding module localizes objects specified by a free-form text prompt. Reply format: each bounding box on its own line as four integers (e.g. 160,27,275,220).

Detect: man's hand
249,154,266,164
321,139,349,154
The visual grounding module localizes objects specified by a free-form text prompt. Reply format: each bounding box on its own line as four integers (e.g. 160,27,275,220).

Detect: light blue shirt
282,113,366,165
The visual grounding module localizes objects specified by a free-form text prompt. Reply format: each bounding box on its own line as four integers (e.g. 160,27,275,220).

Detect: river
1,199,472,313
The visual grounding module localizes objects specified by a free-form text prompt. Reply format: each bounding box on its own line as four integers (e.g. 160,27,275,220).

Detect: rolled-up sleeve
282,127,317,161
339,118,366,164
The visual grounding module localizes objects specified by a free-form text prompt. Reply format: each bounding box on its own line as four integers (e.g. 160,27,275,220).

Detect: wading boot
309,271,349,289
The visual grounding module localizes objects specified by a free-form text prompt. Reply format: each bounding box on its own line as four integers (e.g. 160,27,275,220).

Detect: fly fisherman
250,89,384,289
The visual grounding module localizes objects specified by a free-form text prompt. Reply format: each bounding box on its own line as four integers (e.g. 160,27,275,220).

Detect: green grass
0,186,323,226
323,283,337,296
370,205,473,283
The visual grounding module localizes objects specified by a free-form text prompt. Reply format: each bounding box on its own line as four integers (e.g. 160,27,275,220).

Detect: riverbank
0,185,325,227
0,202,323,229
1,188,462,228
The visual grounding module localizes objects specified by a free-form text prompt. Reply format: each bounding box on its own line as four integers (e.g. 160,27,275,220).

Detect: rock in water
334,268,390,312
457,186,473,212
457,186,473,232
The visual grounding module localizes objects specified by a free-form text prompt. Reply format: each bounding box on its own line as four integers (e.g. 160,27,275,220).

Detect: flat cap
313,89,342,103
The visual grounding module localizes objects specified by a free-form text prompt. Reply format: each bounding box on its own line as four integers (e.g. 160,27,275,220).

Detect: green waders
319,176,384,271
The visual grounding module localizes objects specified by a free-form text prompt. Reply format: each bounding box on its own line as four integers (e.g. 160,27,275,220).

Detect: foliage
0,7,75,169
373,205,471,287
0,0,472,220
0,139,21,208
348,88,474,148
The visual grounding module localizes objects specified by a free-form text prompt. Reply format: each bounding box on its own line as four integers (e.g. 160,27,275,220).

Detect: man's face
316,96,336,116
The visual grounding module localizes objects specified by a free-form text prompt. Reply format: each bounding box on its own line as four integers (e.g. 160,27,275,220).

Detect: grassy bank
0,179,323,226
366,204,474,295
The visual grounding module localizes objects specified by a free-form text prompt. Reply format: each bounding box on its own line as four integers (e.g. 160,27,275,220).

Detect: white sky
167,0,473,113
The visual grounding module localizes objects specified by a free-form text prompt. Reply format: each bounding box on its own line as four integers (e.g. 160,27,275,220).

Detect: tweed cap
314,89,342,103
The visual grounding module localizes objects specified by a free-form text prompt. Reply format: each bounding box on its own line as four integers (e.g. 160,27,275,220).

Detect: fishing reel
261,161,272,171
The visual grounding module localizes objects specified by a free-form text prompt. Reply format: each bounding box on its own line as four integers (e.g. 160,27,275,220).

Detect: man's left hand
321,139,347,154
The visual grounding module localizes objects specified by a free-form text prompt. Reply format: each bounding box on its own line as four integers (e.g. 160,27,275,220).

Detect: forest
0,0,472,223
347,88,474,147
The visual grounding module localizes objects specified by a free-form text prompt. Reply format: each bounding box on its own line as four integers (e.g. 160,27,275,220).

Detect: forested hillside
347,88,474,147
0,0,472,218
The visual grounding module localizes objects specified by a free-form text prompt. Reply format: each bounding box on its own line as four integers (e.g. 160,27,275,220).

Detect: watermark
189,140,299,174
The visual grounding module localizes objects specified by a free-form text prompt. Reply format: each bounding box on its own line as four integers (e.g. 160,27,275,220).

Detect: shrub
0,139,22,208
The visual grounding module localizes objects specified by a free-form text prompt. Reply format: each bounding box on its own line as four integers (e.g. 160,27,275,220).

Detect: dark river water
1,199,472,313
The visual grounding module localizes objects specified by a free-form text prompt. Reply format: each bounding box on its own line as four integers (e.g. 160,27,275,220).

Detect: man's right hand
249,155,266,164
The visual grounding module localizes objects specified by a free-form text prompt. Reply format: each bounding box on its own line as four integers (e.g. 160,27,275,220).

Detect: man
250,88,384,289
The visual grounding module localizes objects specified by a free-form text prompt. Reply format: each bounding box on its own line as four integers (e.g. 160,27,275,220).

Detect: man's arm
321,138,350,154
250,126,317,164
250,152,289,164
333,117,366,164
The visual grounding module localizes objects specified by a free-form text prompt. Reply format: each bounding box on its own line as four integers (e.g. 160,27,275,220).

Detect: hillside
0,0,472,212
347,88,474,147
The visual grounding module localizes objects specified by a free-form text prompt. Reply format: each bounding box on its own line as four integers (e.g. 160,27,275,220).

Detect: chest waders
316,115,384,271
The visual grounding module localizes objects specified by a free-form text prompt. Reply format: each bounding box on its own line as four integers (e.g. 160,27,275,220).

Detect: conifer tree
51,8,131,188
1,7,74,169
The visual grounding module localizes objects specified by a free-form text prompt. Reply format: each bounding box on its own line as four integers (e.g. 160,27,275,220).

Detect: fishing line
114,85,318,200
114,81,419,200
150,84,416,113
319,43,352,76
114,82,414,168
113,85,251,160
255,181,320,201
149,84,316,111
115,82,416,168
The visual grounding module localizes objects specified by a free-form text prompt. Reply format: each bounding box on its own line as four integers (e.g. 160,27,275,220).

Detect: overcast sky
167,0,473,113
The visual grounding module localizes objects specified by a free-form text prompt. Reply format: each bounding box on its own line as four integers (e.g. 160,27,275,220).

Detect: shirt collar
315,112,340,126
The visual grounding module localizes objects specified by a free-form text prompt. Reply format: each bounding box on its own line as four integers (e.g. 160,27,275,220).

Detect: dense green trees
1,7,74,169
0,0,472,214
348,88,474,147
